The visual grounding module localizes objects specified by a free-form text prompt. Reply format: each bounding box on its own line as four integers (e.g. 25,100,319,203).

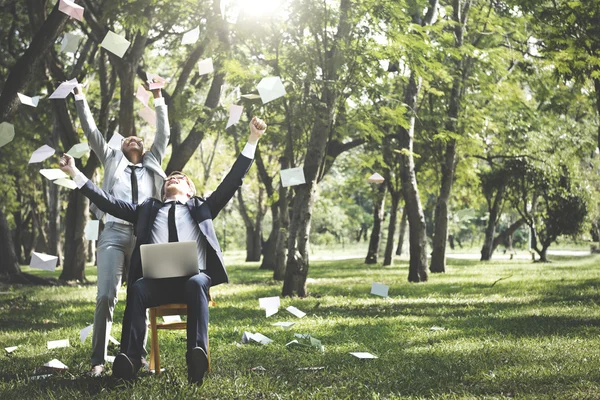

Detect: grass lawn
1,251,600,399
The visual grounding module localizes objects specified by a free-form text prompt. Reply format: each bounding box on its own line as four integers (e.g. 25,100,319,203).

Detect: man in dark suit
59,117,267,384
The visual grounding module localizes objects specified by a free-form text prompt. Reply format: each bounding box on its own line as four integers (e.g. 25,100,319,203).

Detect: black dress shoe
113,353,139,379
187,347,209,385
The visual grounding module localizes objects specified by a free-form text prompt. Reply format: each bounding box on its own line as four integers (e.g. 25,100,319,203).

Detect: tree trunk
383,191,401,266
59,191,88,281
480,184,505,261
430,140,457,273
396,206,408,255
273,157,290,281
594,78,600,150
260,203,279,270
115,63,137,138
0,208,21,276
12,189,24,264
365,183,387,264
491,218,525,253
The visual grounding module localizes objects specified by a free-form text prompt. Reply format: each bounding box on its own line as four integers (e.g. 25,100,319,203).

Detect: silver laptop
140,241,199,279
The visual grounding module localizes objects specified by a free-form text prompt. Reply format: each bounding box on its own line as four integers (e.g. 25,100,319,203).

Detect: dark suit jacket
79,153,254,289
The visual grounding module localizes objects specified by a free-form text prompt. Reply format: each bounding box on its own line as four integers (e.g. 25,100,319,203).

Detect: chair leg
149,308,160,374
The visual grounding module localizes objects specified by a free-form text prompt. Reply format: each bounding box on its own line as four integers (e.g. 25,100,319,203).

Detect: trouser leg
184,273,211,354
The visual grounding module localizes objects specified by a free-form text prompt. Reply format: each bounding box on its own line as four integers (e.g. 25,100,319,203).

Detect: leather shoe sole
113,353,136,379
188,347,209,385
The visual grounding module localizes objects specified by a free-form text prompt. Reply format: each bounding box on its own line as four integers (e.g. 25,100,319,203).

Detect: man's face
121,136,144,159
164,174,192,198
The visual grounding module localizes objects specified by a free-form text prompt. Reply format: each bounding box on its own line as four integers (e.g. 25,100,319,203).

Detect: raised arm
148,85,170,163
206,117,267,218
73,86,114,165
59,154,137,223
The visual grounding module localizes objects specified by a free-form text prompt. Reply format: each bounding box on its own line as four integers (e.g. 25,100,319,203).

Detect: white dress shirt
105,163,154,224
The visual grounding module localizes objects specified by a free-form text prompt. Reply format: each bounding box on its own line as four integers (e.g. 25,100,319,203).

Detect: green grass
1,252,600,399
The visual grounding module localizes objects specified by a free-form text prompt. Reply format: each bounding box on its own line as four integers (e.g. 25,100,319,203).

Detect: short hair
161,171,196,200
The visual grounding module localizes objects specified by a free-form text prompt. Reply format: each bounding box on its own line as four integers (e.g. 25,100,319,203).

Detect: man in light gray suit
73,82,169,377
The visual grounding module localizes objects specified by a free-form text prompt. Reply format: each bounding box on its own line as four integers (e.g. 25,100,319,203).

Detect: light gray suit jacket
74,97,169,219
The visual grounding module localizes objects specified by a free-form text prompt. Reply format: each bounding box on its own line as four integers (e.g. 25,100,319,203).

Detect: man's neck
164,194,190,203
126,153,142,164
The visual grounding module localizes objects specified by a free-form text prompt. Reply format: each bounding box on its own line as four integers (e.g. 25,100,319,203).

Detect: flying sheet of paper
371,282,389,298
108,132,124,149
272,322,295,330
47,339,69,350
61,32,82,54
5,346,18,354
367,173,385,183
44,359,69,370
101,31,130,58
40,169,68,181
49,79,78,99
182,26,200,45
226,104,243,128
18,93,41,107
0,122,15,148
67,142,89,158
280,167,306,188
53,178,78,190
109,336,120,345
257,76,286,104
29,145,55,163
139,107,156,127
30,252,58,272
241,94,261,100
80,324,93,343
84,220,99,241
198,58,214,75
350,352,378,359
259,296,280,310
58,0,84,21
286,306,306,318
162,315,182,323
146,72,167,90
136,85,150,107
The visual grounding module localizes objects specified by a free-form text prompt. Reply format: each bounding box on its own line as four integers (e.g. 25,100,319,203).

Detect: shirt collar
128,162,143,168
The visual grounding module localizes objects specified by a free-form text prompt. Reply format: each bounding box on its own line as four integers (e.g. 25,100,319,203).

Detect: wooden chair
148,296,215,375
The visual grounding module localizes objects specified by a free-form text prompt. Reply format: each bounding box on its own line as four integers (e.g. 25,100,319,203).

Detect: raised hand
249,116,267,143
59,153,78,177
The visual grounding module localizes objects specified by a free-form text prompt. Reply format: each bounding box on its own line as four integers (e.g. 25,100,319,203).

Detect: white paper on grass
241,331,253,343
350,352,378,359
29,145,55,163
18,93,41,107
259,296,280,310
66,142,89,158
272,322,295,330
30,252,58,272
294,333,311,339
109,336,120,345
53,178,78,190
182,26,200,45
5,346,18,353
84,220,99,241
136,85,150,107
162,315,182,323
198,58,214,75
58,0,84,21
367,172,385,183
251,333,273,345
0,122,15,148
430,326,445,331
280,167,306,188
80,324,93,343
40,169,68,181
265,307,278,318
139,107,156,127
226,104,243,128
256,76,286,104
61,33,82,54
370,282,389,298
49,79,78,99
101,31,131,58
47,339,70,350
44,359,69,370
107,132,124,150
286,306,306,318
30,374,53,380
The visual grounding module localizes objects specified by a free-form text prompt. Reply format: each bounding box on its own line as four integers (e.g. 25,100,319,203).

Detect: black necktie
168,202,179,242
129,165,139,204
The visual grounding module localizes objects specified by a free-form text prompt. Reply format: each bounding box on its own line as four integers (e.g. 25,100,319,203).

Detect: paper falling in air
241,94,261,100
286,306,306,318
350,352,378,359
370,282,389,298
367,173,385,183
60,32,83,54
198,58,214,76
84,220,99,241
107,132,124,150
18,93,41,107
40,169,69,181
181,26,200,45
49,79,78,99
280,167,306,188
80,324,93,343
139,107,156,127
28,145,55,163
0,122,15,148
53,178,78,190
30,252,58,272
226,104,243,128
58,0,84,21
66,142,89,158
136,85,150,107
256,76,286,104
101,31,131,58
47,339,70,350
146,72,167,90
